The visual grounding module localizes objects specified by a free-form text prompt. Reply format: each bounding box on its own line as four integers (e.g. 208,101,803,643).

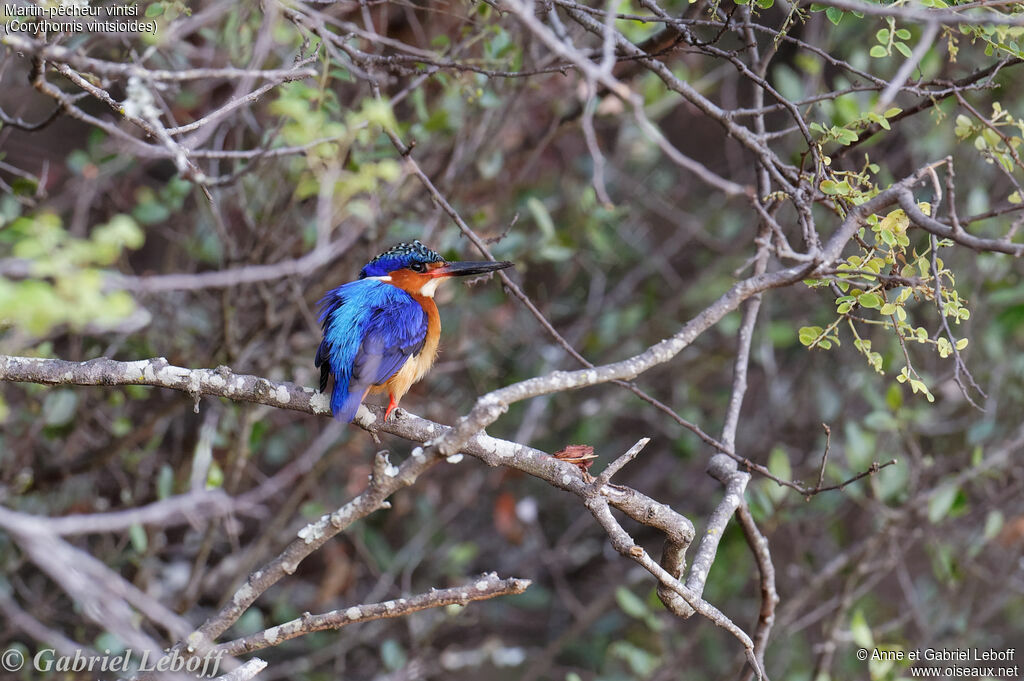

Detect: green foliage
144,1,191,21
799,198,975,404
0,213,144,339
270,83,401,211
43,389,78,427
954,19,1024,60
380,639,408,671
132,178,191,225
205,460,225,489
614,586,664,632
869,20,914,59
953,102,1024,189
810,108,902,148
765,447,792,505
129,523,148,553
526,197,576,261
156,464,175,499
607,640,660,678
927,483,964,524
808,3,864,26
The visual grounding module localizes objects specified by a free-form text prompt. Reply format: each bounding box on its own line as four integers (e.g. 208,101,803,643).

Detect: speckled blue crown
360,240,445,278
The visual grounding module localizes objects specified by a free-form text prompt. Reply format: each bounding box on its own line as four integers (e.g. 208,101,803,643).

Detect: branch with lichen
215,573,530,656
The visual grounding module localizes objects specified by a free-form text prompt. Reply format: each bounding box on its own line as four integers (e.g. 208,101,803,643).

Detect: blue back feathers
316,243,439,422
360,240,444,278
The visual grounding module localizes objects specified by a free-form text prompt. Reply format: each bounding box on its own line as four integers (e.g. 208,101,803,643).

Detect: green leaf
616,586,650,619
983,510,1004,542
609,641,660,677
929,484,959,523
851,609,874,648
206,460,224,489
895,28,912,40
11,177,37,196
799,325,823,346
836,129,859,145
825,7,844,24
876,28,890,43
909,378,935,402
133,200,170,225
381,640,407,672
94,633,126,655
156,464,175,500
527,196,556,239
43,390,78,427
821,178,853,194
768,446,792,483
129,523,148,553
869,45,888,58
858,293,882,309
895,42,913,58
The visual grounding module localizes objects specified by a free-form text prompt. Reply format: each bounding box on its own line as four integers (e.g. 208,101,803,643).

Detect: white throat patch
419,277,445,298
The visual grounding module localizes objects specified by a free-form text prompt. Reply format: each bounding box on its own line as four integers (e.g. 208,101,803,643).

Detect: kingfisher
315,240,513,423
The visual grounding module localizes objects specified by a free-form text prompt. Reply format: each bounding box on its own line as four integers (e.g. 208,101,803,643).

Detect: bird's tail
331,384,366,423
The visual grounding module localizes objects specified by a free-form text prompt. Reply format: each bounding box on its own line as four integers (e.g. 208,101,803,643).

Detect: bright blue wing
315,280,427,422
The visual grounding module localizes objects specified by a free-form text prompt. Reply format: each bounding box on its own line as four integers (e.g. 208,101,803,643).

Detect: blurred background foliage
1,1,1024,680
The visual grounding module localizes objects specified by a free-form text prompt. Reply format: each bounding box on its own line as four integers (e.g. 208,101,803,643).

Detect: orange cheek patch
387,269,434,294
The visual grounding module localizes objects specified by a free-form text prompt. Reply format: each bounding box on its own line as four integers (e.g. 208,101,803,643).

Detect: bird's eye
409,262,426,273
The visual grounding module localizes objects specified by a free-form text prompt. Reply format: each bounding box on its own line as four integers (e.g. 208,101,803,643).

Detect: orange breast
375,293,440,403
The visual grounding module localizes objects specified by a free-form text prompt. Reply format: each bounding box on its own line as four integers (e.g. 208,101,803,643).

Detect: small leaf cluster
870,21,913,59
0,212,144,338
953,102,1024,182
270,83,401,208
733,0,776,10
810,107,902,149
798,204,973,404
815,155,882,203
955,20,1024,60
807,3,864,26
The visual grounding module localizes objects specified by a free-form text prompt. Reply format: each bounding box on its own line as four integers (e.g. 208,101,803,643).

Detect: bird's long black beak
431,260,514,277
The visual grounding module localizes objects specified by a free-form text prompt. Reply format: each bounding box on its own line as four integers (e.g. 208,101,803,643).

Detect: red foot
383,394,398,421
